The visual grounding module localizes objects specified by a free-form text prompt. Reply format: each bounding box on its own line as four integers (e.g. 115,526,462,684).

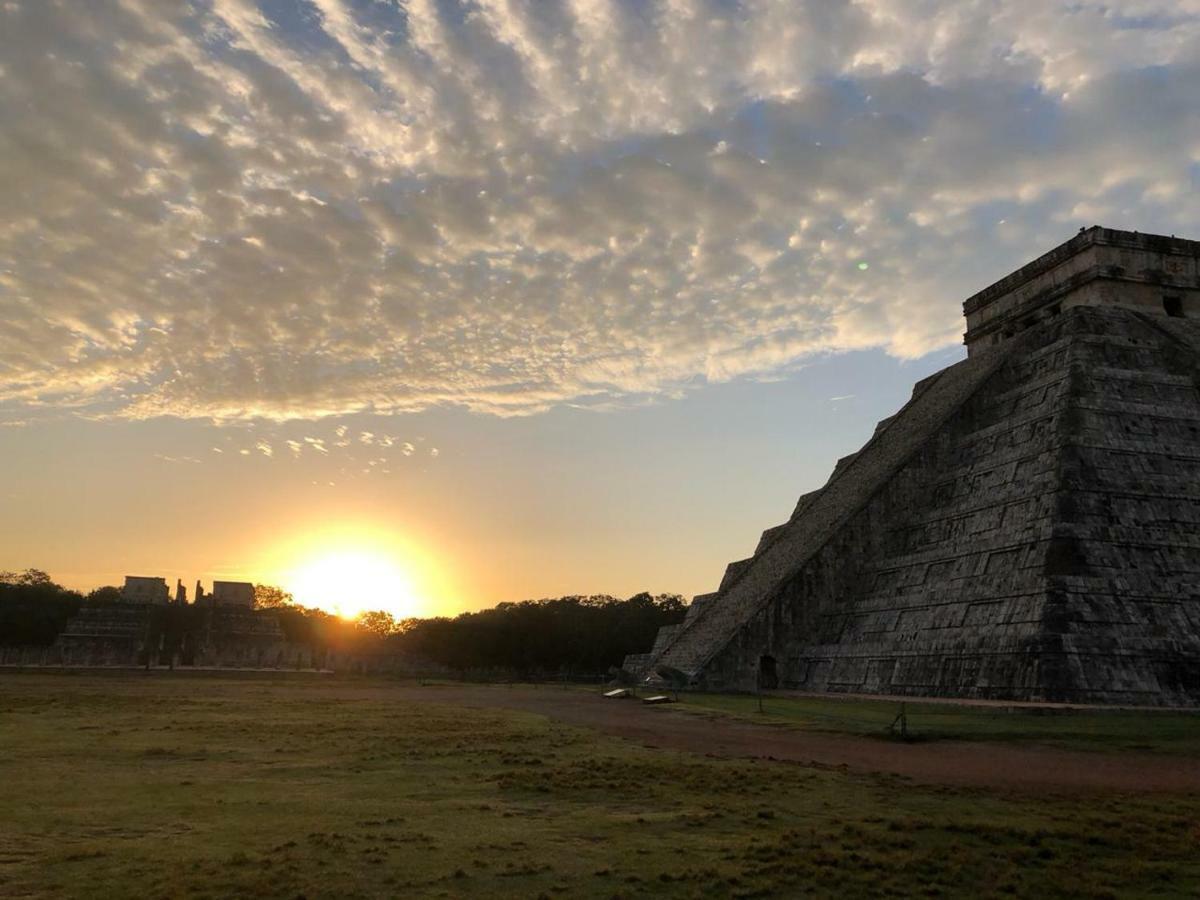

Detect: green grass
675,691,1200,755
1,673,1198,898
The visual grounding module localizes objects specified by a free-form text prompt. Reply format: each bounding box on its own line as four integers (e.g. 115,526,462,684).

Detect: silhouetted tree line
1,570,686,678
0,570,84,645
388,593,686,678
253,590,687,677
0,570,148,645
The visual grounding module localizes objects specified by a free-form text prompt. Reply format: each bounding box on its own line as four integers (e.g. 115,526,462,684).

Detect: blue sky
1,0,1198,613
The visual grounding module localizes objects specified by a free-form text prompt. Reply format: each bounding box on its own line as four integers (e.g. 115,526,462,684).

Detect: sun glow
288,550,419,620
268,527,444,620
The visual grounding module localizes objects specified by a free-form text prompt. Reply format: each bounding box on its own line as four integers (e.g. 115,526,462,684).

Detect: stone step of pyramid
872,415,896,437
790,489,821,521
651,332,1018,679
683,592,719,623
718,558,753,592
828,452,858,481
649,624,683,656
755,523,789,555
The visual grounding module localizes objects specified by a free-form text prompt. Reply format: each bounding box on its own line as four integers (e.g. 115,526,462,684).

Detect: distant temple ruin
121,576,170,605
117,575,254,608
210,580,255,608
629,227,1200,706
0,572,425,674
55,576,293,669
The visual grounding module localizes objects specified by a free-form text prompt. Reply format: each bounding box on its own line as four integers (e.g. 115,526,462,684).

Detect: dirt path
386,684,1200,793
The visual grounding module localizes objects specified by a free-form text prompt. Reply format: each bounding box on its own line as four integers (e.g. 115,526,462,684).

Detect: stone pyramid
629,227,1200,706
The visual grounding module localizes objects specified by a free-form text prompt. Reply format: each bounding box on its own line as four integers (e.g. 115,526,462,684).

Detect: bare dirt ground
386,683,1200,793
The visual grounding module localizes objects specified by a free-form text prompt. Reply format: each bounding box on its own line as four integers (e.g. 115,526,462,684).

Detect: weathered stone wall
699,317,1076,696
649,335,1016,681
40,604,299,669
55,605,149,666
964,227,1200,354
1042,312,1200,703
697,308,1200,704
619,652,653,677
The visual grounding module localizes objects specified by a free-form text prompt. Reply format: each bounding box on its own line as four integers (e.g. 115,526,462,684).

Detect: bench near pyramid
627,227,1200,706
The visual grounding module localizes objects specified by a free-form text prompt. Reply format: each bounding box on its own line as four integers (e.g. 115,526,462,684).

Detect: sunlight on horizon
265,526,447,621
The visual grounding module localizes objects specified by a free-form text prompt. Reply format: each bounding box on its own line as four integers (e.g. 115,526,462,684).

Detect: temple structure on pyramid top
626,226,1200,706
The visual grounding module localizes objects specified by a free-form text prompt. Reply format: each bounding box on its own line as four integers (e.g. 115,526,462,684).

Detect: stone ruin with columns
627,227,1200,706
0,574,428,674
49,576,297,669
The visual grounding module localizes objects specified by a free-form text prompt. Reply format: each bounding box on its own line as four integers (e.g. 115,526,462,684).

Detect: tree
8,569,53,587
0,571,83,645
254,584,295,609
86,585,124,605
390,591,687,677
356,610,399,636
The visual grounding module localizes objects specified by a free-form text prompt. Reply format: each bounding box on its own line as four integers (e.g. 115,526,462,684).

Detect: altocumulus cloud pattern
1,0,1198,421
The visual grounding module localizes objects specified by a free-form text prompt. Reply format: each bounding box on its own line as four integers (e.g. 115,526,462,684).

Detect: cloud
1,0,1197,422
153,453,201,464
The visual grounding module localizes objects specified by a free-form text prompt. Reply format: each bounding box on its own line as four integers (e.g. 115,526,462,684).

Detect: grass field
678,691,1200,755
2,673,1199,898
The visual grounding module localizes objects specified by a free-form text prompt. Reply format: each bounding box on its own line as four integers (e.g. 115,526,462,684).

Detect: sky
2,0,1199,618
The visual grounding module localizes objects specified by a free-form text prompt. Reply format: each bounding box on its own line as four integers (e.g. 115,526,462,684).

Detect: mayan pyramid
629,227,1200,706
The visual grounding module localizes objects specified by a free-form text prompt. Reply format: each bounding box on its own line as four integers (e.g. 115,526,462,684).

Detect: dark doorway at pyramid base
757,655,779,690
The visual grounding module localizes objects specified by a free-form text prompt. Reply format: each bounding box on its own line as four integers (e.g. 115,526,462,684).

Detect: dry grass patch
1,673,1197,898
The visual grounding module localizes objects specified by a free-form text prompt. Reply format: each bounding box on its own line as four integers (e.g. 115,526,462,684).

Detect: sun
285,548,421,620
262,522,452,620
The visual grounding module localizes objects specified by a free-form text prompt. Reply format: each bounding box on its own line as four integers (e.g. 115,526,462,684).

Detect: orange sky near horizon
1,361,967,620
